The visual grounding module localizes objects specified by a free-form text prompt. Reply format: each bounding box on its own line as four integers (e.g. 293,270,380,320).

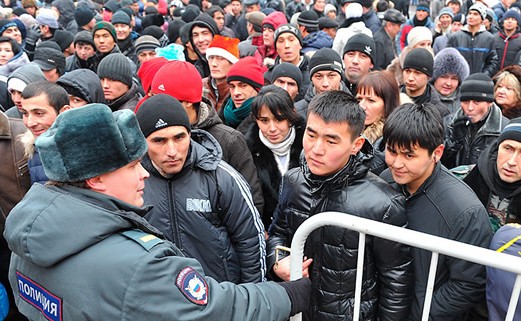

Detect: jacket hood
57,69,106,104
302,138,373,191
196,98,224,129
52,0,76,24
7,63,46,85
302,31,333,52
4,184,158,267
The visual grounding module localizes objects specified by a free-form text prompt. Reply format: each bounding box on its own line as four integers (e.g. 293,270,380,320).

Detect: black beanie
498,118,521,145
111,10,131,26
168,19,186,43
97,53,133,89
136,94,191,137
460,73,494,102
53,29,74,52
271,62,303,90
343,33,375,64
74,6,95,27
309,48,343,77
274,24,303,46
191,13,220,36
297,10,319,29
403,48,433,77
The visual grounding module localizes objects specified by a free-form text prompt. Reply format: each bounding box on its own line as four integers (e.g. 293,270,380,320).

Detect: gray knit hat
432,47,469,83
74,30,95,47
36,104,147,182
97,53,133,88
499,118,521,145
460,73,494,102
309,48,343,77
111,10,131,26
134,35,160,55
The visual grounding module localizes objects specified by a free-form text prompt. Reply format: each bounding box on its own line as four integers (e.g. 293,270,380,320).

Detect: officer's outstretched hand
273,255,313,281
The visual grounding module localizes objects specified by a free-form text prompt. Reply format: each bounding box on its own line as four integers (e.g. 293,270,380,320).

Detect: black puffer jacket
142,130,266,284
243,117,305,228
267,141,413,321
448,26,499,77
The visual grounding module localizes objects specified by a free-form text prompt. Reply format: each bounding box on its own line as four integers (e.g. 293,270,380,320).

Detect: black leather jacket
267,141,413,321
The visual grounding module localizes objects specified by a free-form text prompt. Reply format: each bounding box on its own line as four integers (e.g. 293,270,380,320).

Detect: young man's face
228,80,258,108
503,17,518,32
343,50,373,84
448,2,460,14
415,9,429,21
94,29,116,53
263,27,275,47
497,139,521,183
230,0,242,15
213,11,225,30
273,76,299,100
137,49,157,63
439,14,452,28
246,3,260,12
2,26,22,44
385,143,444,194
451,21,464,32
101,78,130,101
276,33,302,65
466,10,483,28
403,68,429,97
76,42,96,60
42,68,60,83
303,112,364,176
146,126,191,176
311,70,342,94
208,55,233,80
114,23,131,40
96,159,149,206
460,100,491,123
314,0,325,12
434,73,459,97
9,89,22,108
192,26,213,55
20,93,59,138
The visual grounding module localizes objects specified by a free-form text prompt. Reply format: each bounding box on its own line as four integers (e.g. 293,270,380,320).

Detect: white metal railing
289,212,521,321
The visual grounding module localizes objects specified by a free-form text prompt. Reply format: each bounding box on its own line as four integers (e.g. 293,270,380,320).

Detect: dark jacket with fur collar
243,117,305,228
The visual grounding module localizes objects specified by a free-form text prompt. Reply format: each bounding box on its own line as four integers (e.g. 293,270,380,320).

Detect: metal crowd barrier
289,212,521,321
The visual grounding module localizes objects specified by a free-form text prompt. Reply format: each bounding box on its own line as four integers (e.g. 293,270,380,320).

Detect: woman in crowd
494,65,521,119
356,70,400,174
0,36,29,80
243,85,305,229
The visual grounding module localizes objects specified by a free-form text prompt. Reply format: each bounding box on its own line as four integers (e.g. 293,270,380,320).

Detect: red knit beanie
226,56,264,91
151,60,203,103
137,56,168,94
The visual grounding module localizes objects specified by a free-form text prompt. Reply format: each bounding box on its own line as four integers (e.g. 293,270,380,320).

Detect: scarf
259,126,296,175
413,15,428,27
223,97,254,128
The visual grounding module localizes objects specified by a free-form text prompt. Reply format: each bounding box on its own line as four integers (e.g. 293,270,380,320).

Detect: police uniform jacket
267,141,413,321
4,183,292,321
142,130,266,284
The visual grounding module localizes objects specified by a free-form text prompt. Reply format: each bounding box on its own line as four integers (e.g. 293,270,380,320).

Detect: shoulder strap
120,229,164,251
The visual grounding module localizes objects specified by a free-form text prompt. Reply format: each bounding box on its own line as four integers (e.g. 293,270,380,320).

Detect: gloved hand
24,26,41,52
279,277,311,316
451,115,471,143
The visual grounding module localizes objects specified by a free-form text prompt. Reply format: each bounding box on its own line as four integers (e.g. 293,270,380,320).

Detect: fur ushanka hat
432,47,470,84
36,104,148,182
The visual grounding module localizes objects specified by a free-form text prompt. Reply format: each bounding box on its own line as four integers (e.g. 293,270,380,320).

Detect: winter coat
202,76,229,112
301,31,333,54
243,117,305,228
4,183,293,321
494,29,521,69
448,26,499,77
56,68,106,104
142,130,266,284
106,83,141,111
65,53,96,72
381,163,493,321
373,27,396,70
286,1,305,21
363,9,382,34
267,141,413,321
443,104,508,168
0,51,30,79
396,17,435,54
194,99,265,215
400,83,445,113
464,143,521,227
239,33,262,58
332,21,373,58
436,87,462,116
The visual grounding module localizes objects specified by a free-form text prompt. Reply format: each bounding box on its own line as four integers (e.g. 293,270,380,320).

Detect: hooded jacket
189,14,220,78
381,163,493,321
464,143,521,227
195,99,264,215
4,63,46,118
267,141,413,321
494,28,521,69
243,116,305,228
142,129,266,284
301,30,333,54
106,82,141,111
448,25,499,77
443,103,508,168
56,69,106,104
4,183,293,321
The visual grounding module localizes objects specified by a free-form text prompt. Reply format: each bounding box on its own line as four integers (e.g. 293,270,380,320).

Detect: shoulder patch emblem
16,272,62,321
175,267,208,306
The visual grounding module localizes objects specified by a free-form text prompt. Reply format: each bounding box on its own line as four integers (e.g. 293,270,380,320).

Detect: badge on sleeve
176,267,208,305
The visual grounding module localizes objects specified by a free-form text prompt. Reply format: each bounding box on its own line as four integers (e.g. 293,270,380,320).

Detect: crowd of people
1,0,521,319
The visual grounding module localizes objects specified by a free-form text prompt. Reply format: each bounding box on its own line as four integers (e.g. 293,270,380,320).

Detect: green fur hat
35,104,148,182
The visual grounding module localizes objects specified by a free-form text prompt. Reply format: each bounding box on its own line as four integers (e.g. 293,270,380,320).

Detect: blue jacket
302,31,333,54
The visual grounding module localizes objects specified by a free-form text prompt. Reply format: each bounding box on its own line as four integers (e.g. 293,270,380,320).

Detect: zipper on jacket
18,162,28,176
168,180,182,250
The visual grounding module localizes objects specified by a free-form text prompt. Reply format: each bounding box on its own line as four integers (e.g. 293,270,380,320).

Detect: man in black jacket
381,102,493,321
268,90,413,321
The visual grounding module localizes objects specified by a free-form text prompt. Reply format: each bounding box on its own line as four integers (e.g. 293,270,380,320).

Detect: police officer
4,103,310,321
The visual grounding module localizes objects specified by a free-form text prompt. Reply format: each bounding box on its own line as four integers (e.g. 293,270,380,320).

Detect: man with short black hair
382,102,493,321
92,21,123,70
